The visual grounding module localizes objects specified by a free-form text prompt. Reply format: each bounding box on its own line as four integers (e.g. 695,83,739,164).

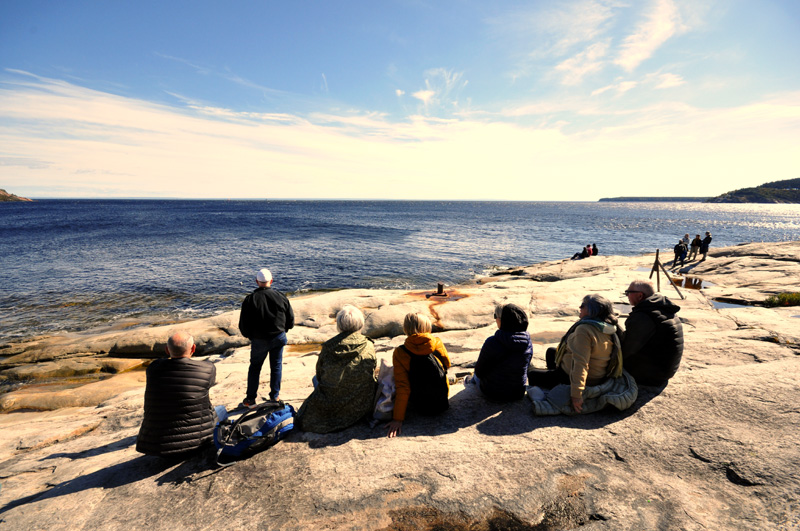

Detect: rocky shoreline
0,241,799,530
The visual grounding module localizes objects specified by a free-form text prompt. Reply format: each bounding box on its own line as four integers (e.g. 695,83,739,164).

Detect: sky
0,0,798,200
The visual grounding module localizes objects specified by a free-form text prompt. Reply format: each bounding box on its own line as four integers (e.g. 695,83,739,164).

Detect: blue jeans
246,333,287,401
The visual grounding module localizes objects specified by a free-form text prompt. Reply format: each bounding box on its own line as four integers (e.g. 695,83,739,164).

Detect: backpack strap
215,400,285,467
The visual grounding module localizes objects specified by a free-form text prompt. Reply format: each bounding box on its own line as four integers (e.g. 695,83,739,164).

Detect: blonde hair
403,312,432,335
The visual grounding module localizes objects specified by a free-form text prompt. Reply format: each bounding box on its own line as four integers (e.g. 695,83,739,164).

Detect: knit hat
256,268,272,283
500,303,528,332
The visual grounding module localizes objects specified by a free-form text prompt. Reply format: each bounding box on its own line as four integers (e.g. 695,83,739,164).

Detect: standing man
239,268,294,407
136,331,217,457
700,231,713,261
622,280,684,386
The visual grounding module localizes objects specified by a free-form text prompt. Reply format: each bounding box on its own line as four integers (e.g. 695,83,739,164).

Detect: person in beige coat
528,294,623,412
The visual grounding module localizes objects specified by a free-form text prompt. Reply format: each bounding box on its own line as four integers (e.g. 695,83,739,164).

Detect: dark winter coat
238,286,295,340
622,294,684,386
136,357,217,457
474,304,533,401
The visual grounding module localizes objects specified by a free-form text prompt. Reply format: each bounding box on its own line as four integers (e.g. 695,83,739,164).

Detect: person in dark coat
238,268,294,407
136,332,217,457
622,280,684,386
673,240,688,266
700,231,713,261
467,303,533,401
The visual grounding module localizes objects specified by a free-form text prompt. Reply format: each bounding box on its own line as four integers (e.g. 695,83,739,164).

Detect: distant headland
600,177,800,203
598,197,709,202
0,189,32,202
704,177,800,203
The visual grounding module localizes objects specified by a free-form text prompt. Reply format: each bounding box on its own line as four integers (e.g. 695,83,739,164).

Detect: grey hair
336,305,365,334
493,305,503,319
629,280,655,297
581,294,618,326
167,331,194,357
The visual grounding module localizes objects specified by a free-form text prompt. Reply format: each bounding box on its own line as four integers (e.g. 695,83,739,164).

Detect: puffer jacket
392,333,451,421
475,329,533,401
622,294,684,386
136,357,216,457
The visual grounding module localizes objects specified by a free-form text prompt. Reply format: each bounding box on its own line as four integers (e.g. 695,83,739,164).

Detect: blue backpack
214,400,295,466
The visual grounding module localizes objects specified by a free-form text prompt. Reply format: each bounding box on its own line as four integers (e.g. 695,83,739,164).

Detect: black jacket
622,294,684,386
474,304,533,401
238,287,295,340
136,357,216,457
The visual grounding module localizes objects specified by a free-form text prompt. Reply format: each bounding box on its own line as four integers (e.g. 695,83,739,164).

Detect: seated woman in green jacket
295,305,377,433
528,294,622,413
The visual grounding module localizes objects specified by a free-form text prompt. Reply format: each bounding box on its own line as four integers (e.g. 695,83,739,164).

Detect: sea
2,200,799,343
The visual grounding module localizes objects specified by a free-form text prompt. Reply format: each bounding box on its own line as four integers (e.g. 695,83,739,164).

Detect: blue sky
1,0,798,200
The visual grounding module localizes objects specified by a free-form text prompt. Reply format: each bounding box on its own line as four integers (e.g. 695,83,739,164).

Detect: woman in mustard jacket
386,312,451,438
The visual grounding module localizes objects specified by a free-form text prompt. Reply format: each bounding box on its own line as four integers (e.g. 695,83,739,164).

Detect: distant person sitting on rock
386,312,451,438
528,294,623,413
464,303,533,401
592,243,599,256
295,306,377,433
700,231,713,261
136,332,217,457
688,234,702,261
622,280,684,386
571,245,592,260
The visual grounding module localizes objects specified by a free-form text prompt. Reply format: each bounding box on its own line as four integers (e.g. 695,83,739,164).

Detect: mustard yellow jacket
392,333,451,421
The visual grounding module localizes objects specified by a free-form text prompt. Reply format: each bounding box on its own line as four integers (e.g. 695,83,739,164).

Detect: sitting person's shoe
238,397,257,409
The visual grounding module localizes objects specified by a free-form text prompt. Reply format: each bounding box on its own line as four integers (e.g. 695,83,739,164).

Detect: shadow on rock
40,435,138,461
478,383,667,434
0,450,215,515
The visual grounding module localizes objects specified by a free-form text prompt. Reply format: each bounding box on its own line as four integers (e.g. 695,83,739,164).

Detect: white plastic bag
371,359,395,424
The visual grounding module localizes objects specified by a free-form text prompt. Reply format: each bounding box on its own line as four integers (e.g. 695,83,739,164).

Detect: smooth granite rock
0,241,798,530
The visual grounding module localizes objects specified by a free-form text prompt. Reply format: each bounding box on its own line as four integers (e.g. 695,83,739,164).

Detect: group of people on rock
673,231,712,266
571,243,599,260
136,268,685,459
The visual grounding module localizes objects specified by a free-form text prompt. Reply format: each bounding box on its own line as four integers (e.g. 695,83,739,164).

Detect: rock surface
0,242,798,530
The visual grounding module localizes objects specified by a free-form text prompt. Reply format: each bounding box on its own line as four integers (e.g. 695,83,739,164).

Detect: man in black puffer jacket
136,332,216,457
622,280,684,386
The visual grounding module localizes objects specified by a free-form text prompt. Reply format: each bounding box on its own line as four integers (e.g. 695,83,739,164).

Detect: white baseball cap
256,268,272,283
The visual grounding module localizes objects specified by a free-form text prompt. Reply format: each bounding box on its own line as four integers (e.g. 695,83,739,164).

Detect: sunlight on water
1,200,798,340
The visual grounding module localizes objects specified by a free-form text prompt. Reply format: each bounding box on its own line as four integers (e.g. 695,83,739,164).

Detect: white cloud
555,40,610,85
412,90,435,104
1,73,798,200
591,79,638,96
489,1,616,57
615,0,683,72
396,89,405,97
321,73,329,93
654,72,685,88
408,69,467,112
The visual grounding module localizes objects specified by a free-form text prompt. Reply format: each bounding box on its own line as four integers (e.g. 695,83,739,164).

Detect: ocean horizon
2,199,799,342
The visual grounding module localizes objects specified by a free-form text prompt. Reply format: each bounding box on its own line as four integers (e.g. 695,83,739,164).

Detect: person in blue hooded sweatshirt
465,303,533,401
